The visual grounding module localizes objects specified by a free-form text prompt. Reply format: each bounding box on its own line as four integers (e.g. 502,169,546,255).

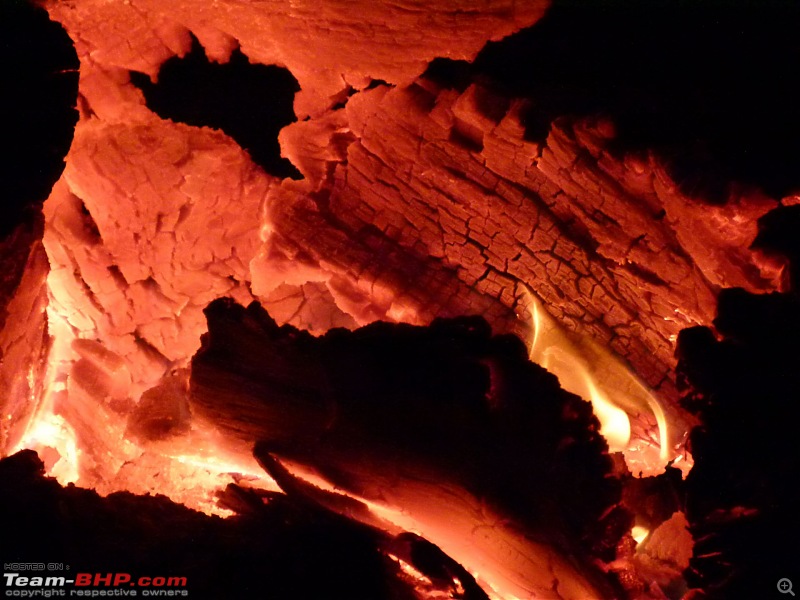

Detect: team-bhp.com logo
4,572,188,597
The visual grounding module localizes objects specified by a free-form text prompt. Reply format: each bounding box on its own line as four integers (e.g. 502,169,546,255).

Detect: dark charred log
0,0,78,453
0,0,78,236
0,449,434,600
621,464,685,534
677,278,800,596
190,298,630,597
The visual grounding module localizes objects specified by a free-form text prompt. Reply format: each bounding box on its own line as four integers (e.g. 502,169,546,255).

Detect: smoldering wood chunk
0,450,424,600
46,0,546,119
126,369,192,441
388,532,489,600
252,450,489,600
191,299,628,569
752,204,800,289
269,76,776,405
676,288,800,598
621,464,685,533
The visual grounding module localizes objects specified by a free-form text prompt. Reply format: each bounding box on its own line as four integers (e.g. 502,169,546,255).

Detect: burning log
45,0,548,119
6,1,799,597
190,298,630,598
28,0,790,491
676,205,800,598
264,76,777,407
0,449,447,600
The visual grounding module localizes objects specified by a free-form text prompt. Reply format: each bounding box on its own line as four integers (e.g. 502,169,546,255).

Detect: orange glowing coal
14,296,277,517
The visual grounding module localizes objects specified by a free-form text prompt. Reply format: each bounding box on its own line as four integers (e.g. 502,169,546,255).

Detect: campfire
2,1,798,598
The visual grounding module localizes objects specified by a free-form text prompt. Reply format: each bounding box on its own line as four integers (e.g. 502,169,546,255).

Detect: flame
524,288,631,452
14,410,79,483
522,286,670,465
12,308,80,483
631,525,649,546
632,375,670,464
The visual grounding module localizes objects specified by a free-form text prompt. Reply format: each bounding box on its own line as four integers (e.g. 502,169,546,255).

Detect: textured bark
190,299,629,599
38,114,274,492
46,0,548,118
39,0,783,445
45,114,268,392
5,4,796,598
266,81,778,402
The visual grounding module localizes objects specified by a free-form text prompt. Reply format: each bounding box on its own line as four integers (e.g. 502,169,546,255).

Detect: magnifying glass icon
779,578,795,596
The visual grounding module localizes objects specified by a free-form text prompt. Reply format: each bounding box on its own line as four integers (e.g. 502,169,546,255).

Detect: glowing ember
387,554,435,587
14,411,78,483
13,308,79,483
15,288,278,517
305,476,603,599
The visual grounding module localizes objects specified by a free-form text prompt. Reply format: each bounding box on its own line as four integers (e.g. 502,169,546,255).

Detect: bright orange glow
284,465,598,600
631,525,650,546
524,288,631,452
387,554,434,587
522,287,672,469
14,284,279,517
13,308,80,483
14,410,79,483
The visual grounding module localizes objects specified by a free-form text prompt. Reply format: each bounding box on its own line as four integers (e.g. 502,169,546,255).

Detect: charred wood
267,77,777,406
0,449,433,600
190,298,630,598
676,213,800,597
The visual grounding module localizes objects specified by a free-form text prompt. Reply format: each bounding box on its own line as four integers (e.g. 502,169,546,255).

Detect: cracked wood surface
37,0,780,488
46,0,548,118
268,81,778,399
40,0,780,443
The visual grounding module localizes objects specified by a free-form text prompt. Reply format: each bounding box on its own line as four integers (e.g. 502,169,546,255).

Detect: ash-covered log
190,298,630,598
676,207,800,598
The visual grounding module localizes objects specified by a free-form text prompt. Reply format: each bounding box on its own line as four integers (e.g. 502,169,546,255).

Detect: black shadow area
0,0,79,235
131,41,302,180
428,0,800,202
